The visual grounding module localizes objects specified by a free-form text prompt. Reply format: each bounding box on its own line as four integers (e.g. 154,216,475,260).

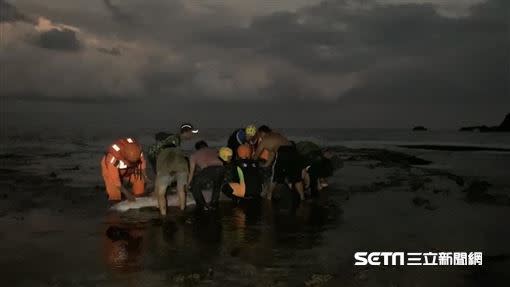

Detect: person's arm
254,140,265,160
188,155,196,185
262,151,275,168
121,186,136,201
140,152,151,183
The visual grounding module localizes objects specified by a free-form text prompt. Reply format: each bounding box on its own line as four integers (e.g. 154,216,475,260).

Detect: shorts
155,172,188,196
271,145,303,184
156,148,189,174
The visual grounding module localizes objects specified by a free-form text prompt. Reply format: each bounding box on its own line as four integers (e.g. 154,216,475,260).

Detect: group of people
100,123,336,216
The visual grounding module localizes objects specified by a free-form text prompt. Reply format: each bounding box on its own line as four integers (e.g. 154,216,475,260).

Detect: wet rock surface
463,180,510,205
412,126,428,131
1,146,509,286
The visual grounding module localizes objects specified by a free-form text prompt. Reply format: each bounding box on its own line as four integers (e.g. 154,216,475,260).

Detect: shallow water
1,194,343,286
2,128,510,286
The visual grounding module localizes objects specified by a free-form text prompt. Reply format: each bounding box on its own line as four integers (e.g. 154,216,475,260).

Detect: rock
497,113,510,131
410,177,426,191
463,180,494,203
459,113,510,132
452,175,465,186
424,205,437,211
433,188,449,195
0,153,26,160
357,149,431,167
459,125,491,132
43,152,72,158
413,126,428,131
412,196,436,210
64,165,80,171
173,273,201,284
304,274,333,286
412,196,430,207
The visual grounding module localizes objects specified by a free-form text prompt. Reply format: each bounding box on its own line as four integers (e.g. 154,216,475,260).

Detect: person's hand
144,174,152,184
121,187,136,202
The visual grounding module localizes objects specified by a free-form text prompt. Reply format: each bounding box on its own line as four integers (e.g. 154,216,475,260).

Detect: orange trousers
101,155,145,201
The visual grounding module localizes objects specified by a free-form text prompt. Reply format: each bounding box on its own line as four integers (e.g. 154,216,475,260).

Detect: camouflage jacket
148,134,181,162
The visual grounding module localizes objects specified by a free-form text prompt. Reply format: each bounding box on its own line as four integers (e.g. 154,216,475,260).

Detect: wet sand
1,147,510,286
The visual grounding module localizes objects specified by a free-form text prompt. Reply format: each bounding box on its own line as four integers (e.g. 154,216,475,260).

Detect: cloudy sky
1,0,509,129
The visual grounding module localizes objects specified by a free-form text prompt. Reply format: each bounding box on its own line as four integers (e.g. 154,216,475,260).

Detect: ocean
2,126,510,185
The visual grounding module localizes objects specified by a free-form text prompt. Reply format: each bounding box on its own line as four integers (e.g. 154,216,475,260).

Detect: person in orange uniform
100,138,148,202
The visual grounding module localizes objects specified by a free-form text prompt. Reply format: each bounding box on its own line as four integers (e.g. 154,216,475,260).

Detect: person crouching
100,138,148,202
222,144,263,202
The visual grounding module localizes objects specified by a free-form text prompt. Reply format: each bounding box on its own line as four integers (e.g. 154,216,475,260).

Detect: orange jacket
101,138,146,200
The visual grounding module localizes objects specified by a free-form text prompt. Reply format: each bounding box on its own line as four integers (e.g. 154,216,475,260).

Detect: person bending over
188,141,225,210
254,126,305,200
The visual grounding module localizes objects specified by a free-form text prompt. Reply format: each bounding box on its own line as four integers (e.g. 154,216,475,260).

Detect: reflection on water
102,213,146,273
100,195,342,283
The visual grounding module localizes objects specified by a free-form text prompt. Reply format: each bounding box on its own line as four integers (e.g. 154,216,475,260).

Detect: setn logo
354,252,405,266
354,251,483,266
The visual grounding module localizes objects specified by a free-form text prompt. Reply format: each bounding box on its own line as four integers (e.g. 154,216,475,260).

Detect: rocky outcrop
413,126,428,131
459,125,490,132
498,113,510,131
459,113,510,132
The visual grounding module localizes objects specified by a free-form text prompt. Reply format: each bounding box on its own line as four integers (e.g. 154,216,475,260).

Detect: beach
1,129,510,286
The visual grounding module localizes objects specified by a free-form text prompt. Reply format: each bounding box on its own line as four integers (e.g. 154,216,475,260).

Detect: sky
1,0,509,129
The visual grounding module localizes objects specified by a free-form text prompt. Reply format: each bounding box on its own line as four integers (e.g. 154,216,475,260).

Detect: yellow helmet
219,147,233,162
245,124,257,137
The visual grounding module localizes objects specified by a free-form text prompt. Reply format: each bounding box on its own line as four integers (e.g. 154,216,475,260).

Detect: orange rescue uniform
100,138,146,201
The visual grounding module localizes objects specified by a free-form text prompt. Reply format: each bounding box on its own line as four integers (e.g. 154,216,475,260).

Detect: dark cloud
191,0,507,105
0,0,27,22
96,47,121,56
37,28,81,51
335,0,509,104
102,0,134,24
1,0,509,127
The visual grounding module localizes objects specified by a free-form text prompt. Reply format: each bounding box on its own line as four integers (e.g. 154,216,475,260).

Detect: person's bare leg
176,172,188,210
177,184,186,210
155,174,169,216
302,169,310,190
294,181,305,201
322,178,329,188
267,182,276,200
317,179,323,192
